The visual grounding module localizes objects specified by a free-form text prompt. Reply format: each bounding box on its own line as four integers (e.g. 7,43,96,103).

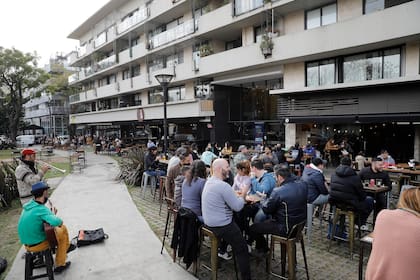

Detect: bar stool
266,221,309,280
198,226,238,280
161,197,178,261
328,204,361,259
158,176,167,215
25,248,54,280
141,172,157,198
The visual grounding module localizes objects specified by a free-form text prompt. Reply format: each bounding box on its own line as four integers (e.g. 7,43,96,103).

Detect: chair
161,197,178,261
197,226,238,280
328,203,361,259
266,221,310,280
306,203,331,243
140,172,157,198
25,248,55,280
158,176,167,215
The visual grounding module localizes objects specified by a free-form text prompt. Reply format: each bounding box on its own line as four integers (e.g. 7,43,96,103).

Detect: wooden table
384,167,420,181
364,185,390,224
359,233,374,280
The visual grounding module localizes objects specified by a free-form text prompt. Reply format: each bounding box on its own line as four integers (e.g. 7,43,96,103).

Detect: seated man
330,157,374,225
247,159,277,223
378,149,395,168
359,157,392,216
144,144,166,177
248,165,307,256
17,182,75,273
202,159,251,280
302,157,329,206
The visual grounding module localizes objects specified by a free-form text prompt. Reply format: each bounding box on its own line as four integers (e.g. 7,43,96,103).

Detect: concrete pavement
6,147,195,280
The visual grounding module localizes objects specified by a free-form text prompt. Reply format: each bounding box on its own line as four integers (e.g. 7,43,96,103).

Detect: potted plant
199,44,213,57
260,34,273,58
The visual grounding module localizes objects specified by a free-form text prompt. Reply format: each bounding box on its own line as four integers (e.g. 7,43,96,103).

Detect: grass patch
0,200,23,280
43,162,71,179
0,149,19,161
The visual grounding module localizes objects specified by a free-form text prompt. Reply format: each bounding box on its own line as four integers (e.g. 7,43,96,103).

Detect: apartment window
134,93,142,106
131,36,139,46
364,0,412,14
306,3,337,30
122,69,130,80
343,48,400,83
306,59,336,86
148,86,186,104
167,51,184,67
131,64,141,77
226,38,242,50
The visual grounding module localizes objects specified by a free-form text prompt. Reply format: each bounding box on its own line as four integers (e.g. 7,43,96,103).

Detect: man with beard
202,159,251,280
15,148,50,206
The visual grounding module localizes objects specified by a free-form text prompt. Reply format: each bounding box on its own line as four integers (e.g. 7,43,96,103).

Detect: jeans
254,208,270,223
312,194,329,206
248,220,286,251
145,169,166,177
208,221,251,280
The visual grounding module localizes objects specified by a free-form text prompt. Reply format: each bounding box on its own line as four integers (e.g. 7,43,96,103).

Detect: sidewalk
6,147,195,280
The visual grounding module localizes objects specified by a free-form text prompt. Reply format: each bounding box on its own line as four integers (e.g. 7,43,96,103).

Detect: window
131,64,140,77
166,51,184,67
306,59,336,87
343,48,400,83
306,3,337,29
364,0,412,14
148,86,186,104
226,38,242,50
122,69,130,80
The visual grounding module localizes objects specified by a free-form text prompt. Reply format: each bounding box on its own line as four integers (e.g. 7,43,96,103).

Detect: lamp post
155,74,174,157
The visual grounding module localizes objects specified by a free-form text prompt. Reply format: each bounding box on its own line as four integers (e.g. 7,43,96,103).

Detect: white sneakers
218,252,232,260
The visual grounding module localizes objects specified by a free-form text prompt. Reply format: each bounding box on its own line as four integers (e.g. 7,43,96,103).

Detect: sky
0,0,109,67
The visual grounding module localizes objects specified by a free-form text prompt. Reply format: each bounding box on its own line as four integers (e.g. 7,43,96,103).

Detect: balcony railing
149,18,196,49
97,55,116,71
94,32,107,48
68,73,79,84
78,45,87,57
117,6,149,34
234,0,263,16
69,94,80,103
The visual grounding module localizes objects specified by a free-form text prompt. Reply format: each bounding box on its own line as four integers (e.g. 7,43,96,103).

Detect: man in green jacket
18,182,75,273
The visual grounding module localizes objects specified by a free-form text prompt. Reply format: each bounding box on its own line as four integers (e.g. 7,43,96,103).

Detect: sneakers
218,252,232,260
54,261,71,273
67,244,77,253
247,244,252,254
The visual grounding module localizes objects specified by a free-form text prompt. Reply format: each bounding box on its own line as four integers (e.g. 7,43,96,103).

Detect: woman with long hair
181,160,207,221
366,187,420,280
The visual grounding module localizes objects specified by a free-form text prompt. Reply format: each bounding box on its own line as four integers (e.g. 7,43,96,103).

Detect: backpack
0,257,7,274
74,228,109,247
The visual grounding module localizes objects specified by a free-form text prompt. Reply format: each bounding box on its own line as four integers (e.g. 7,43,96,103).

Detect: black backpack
74,228,109,247
0,257,7,274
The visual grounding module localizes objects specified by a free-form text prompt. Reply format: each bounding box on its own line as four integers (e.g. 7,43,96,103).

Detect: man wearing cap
231,145,249,175
15,148,50,205
18,182,75,273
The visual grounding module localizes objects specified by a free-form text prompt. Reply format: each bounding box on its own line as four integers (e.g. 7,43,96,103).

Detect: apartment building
68,0,420,160
24,55,71,138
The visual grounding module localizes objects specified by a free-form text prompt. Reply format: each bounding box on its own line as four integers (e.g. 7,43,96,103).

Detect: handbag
74,228,109,247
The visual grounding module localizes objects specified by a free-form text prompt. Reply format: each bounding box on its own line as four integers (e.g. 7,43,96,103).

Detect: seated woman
181,160,207,222
366,187,420,280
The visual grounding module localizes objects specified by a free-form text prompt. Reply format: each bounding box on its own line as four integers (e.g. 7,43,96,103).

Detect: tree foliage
0,47,49,140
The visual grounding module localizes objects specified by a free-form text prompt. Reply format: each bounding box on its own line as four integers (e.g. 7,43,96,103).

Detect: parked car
16,135,35,147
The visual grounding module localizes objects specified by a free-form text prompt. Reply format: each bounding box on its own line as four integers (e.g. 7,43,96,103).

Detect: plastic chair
141,172,157,198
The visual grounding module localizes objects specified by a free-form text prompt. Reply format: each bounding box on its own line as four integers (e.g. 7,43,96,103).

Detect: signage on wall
255,122,264,145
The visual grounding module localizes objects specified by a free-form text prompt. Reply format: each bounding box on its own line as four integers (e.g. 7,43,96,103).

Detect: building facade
24,55,71,138
68,0,420,160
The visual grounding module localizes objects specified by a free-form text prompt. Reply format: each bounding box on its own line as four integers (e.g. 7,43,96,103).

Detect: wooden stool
158,177,167,214
25,249,54,280
328,204,361,259
198,226,238,280
266,221,309,280
161,197,178,261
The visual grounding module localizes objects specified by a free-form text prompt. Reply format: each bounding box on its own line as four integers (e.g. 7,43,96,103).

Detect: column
285,123,296,149
414,125,420,160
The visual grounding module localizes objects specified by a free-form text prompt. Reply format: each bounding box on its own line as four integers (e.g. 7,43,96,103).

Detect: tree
0,47,49,141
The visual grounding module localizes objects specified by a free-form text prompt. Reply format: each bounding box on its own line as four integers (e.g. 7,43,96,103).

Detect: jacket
144,152,159,170
301,165,328,203
329,165,366,209
171,207,200,268
262,177,307,234
17,199,62,246
15,160,45,205
250,172,276,197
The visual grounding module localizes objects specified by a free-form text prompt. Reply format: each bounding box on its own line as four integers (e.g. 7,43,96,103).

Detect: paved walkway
6,147,195,280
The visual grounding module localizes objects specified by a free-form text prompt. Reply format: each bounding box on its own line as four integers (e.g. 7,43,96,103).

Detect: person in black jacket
144,145,166,177
359,157,391,217
301,157,329,205
248,165,307,256
329,157,374,225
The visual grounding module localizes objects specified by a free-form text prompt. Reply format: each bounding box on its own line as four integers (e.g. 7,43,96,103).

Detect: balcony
68,73,79,84
117,6,149,34
234,0,263,16
94,32,107,48
149,18,196,49
97,55,116,71
119,78,132,93
69,94,80,103
97,83,118,99
69,88,97,104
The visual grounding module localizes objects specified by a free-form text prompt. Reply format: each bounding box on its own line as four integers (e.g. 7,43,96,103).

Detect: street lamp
155,73,174,157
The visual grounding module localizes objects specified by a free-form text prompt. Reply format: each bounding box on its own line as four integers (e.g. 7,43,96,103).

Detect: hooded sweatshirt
17,199,62,246
329,165,366,206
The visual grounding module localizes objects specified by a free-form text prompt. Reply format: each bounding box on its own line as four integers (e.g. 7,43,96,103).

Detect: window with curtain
306,3,337,29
